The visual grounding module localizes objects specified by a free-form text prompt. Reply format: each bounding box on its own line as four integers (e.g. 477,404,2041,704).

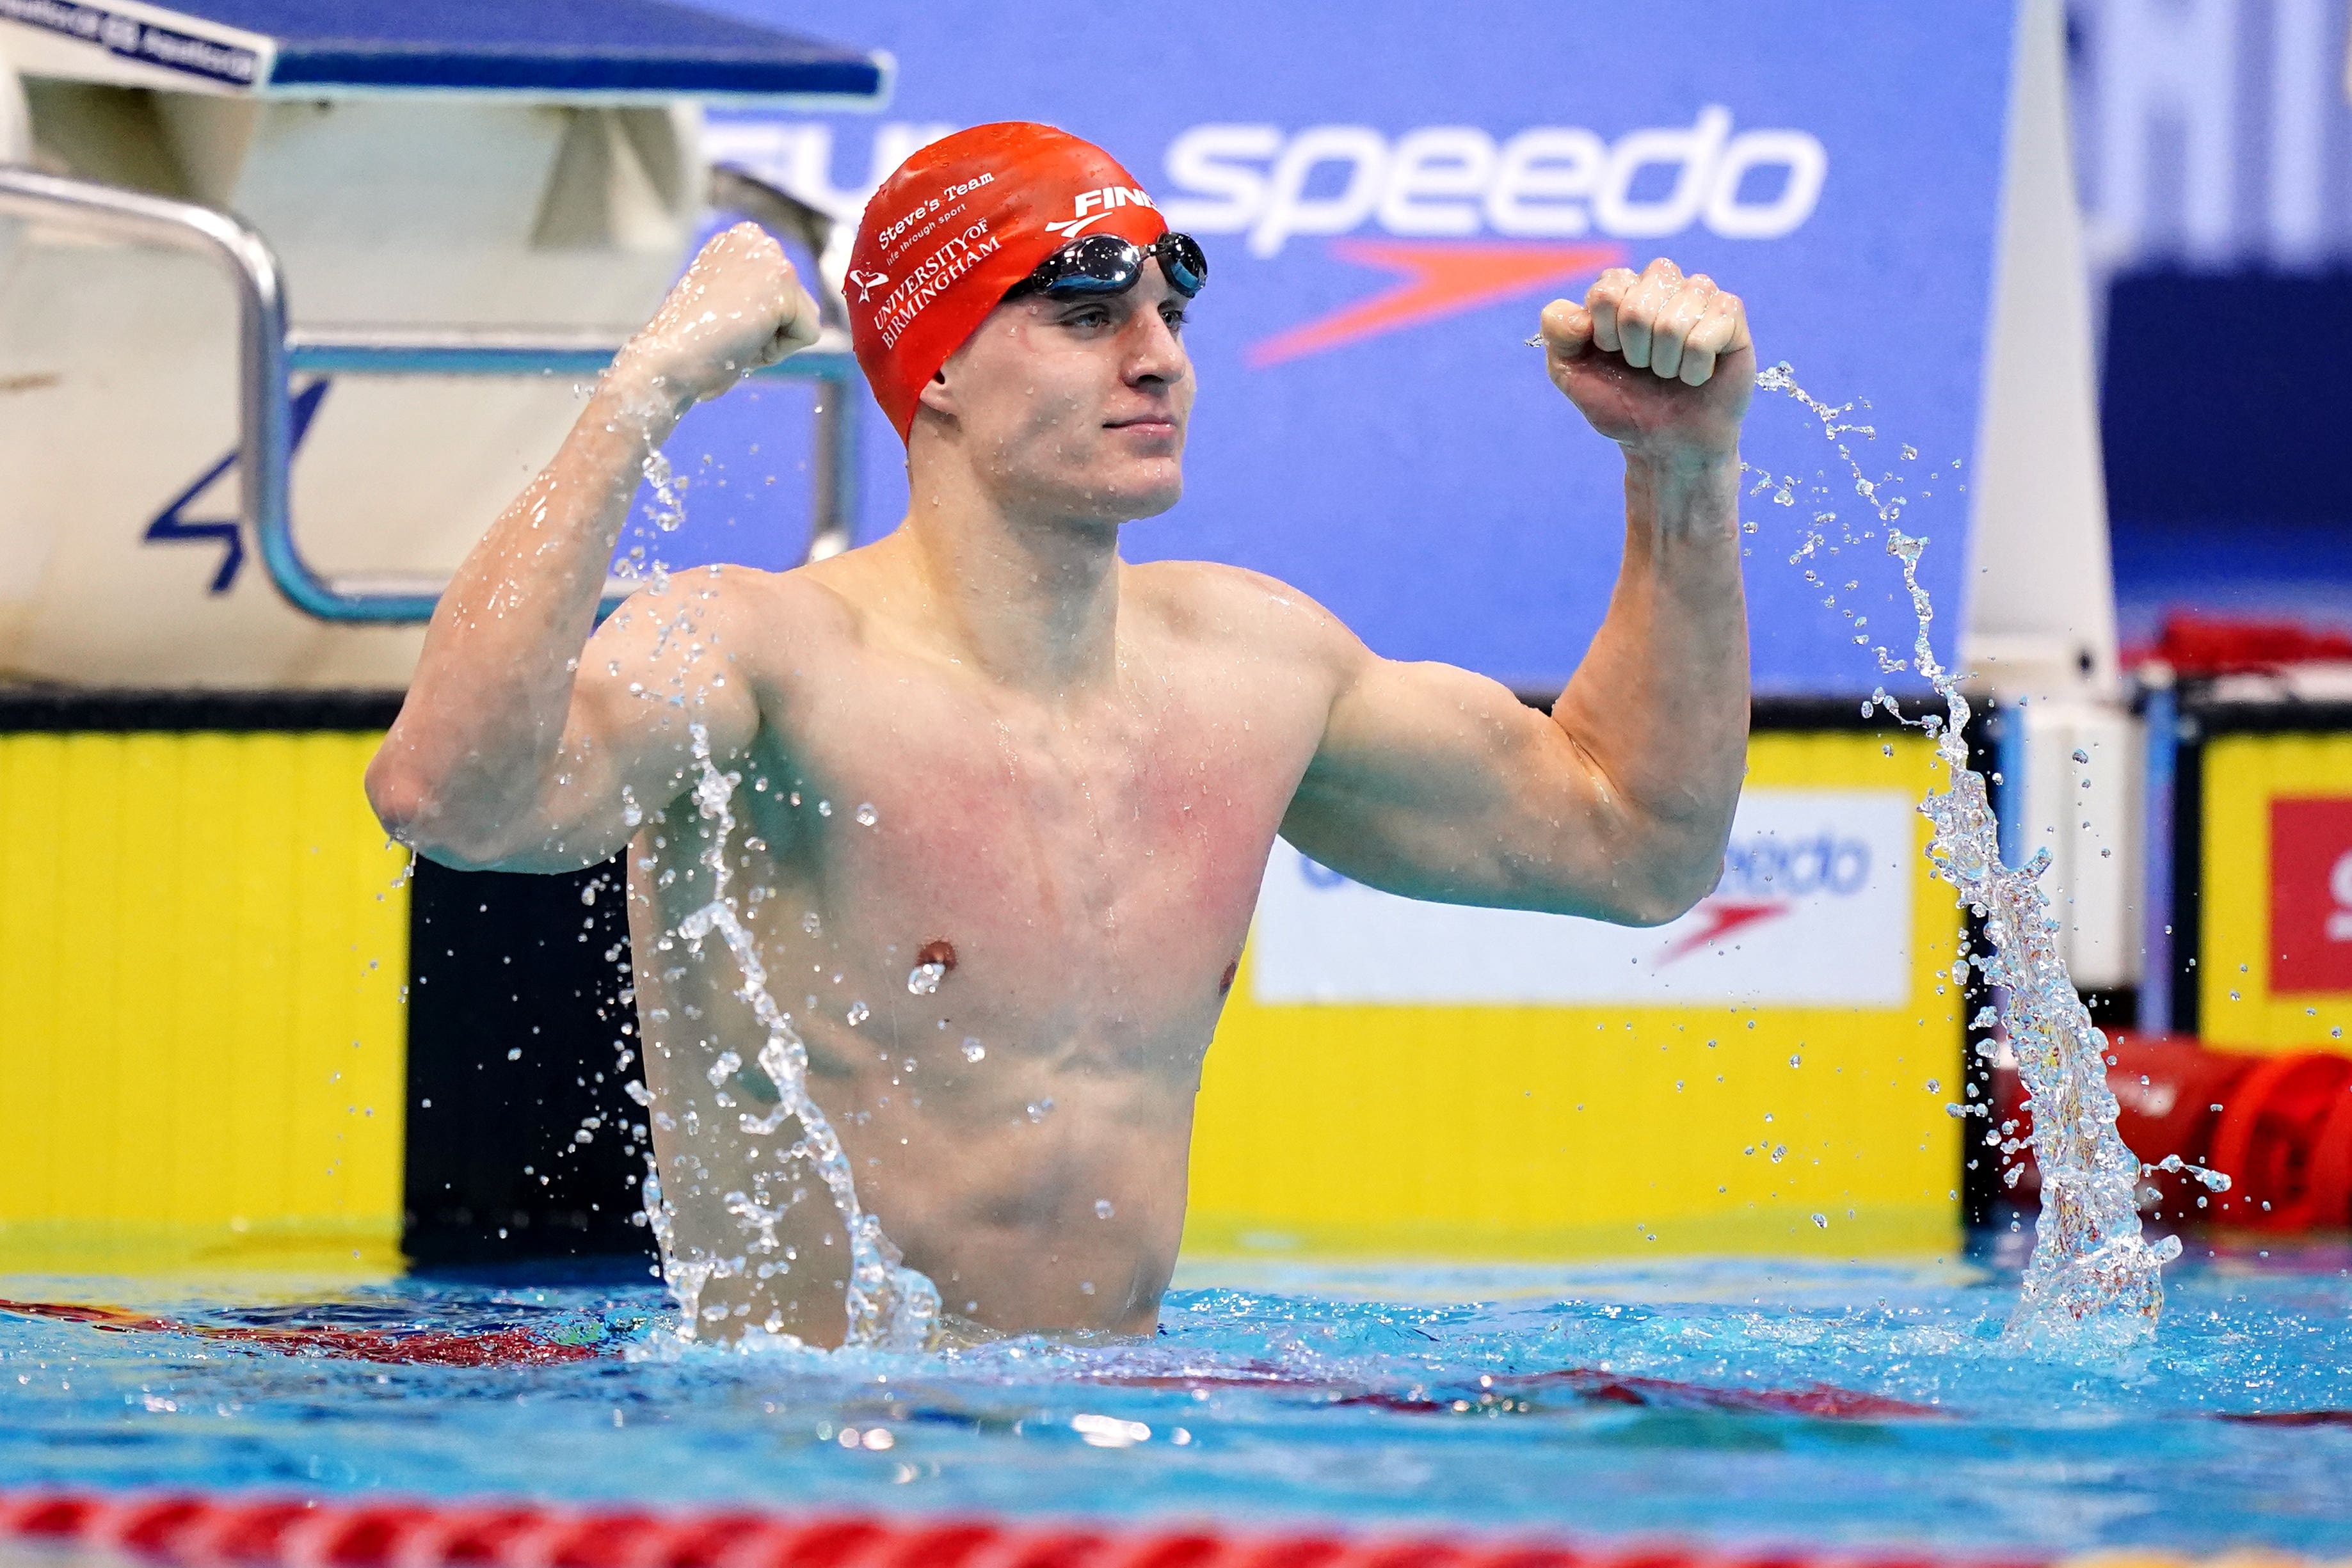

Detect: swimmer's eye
1052,301,1187,336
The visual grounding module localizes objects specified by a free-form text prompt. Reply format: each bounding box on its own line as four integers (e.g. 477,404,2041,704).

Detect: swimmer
367,123,1752,1345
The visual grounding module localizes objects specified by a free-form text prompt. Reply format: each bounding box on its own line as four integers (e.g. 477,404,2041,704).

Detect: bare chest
746,671,1310,1022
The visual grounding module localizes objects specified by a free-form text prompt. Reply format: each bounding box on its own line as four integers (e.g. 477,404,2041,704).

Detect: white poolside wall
0,68,703,686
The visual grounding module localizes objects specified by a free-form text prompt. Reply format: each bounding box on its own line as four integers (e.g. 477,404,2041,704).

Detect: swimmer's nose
1124,298,1187,388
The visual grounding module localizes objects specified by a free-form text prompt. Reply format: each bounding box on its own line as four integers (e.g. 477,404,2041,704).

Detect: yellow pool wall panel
2198,730,2352,1053
0,729,409,1270
1187,731,1964,1261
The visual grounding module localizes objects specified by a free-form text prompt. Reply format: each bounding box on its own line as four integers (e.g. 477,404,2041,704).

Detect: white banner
1252,788,1918,1006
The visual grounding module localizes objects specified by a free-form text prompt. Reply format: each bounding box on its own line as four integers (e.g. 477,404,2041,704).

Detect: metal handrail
284,326,859,381
0,164,314,609
0,163,862,624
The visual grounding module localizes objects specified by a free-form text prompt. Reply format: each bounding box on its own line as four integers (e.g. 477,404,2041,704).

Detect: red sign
2271,797,2352,992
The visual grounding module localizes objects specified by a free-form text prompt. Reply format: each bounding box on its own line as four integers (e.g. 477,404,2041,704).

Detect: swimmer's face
918,261,1193,524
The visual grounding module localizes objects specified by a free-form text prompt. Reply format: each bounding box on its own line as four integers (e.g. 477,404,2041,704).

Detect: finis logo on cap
1046,186,1158,239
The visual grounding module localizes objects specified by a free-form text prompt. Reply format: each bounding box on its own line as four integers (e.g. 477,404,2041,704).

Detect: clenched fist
1539,257,1753,467
616,223,823,414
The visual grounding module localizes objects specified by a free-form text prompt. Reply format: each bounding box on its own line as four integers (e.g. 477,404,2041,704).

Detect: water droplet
855,803,879,828
1811,1213,1828,1228
1025,1098,1054,1123
961,1037,986,1063
1770,1145,1788,1163
1094,1199,1115,1219
2070,747,2090,764
802,911,821,935
846,1000,870,1026
817,800,833,817
907,962,945,996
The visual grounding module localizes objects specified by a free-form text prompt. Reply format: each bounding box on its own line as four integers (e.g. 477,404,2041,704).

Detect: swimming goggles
1005,231,1208,301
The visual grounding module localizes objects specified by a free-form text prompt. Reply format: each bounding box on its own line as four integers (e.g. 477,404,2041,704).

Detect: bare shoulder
596,561,860,664
1124,559,1370,673
582,564,872,748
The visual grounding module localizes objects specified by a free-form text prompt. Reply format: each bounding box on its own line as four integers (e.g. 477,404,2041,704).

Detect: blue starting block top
0,0,891,104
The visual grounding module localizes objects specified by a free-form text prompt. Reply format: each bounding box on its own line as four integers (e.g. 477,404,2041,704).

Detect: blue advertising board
662,1,2017,698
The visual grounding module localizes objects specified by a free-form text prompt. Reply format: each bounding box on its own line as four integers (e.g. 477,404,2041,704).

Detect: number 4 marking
143,378,333,594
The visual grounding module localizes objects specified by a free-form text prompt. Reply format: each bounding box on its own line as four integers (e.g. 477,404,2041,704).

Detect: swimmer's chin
1033,476,1181,529
1102,467,1185,524
1125,485,1182,523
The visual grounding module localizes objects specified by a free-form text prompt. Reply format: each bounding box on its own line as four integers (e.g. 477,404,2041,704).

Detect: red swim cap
845,122,1169,443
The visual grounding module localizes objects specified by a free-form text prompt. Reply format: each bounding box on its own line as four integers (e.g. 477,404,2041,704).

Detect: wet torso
625,551,1341,1342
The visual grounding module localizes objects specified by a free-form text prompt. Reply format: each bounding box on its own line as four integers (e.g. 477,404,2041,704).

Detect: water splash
639,448,687,532
666,721,940,1350
1756,361,2179,1347
611,402,934,1351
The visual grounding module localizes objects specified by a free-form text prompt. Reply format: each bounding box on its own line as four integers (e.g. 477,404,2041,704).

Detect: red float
1988,1033,2257,1216
2208,1053,2352,1229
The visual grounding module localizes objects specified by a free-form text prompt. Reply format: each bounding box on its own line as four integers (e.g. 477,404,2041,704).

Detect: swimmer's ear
918,331,982,423
915,359,959,421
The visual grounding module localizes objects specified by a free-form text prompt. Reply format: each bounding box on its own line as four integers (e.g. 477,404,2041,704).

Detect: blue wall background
637,1,2017,698
2066,0,2352,649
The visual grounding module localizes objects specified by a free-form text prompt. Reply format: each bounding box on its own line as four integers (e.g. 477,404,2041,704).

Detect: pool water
4,1238,2351,1556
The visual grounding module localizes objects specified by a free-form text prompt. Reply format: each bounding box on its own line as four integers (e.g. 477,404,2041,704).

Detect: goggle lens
1012,232,1208,301
1158,233,1208,296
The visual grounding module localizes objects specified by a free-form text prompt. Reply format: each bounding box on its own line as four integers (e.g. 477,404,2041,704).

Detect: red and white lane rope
0,1489,2054,1568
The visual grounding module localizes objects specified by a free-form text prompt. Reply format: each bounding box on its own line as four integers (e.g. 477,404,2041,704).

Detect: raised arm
1279,257,1751,925
365,225,821,871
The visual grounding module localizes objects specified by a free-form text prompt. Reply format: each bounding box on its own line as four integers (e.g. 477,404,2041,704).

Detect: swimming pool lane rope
0,1488,2301,1568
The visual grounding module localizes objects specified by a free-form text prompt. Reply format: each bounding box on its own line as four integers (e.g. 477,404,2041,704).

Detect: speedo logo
1716,831,1875,900
1654,827,1878,966
1160,109,1827,256
1155,108,1824,365
1046,186,1158,239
